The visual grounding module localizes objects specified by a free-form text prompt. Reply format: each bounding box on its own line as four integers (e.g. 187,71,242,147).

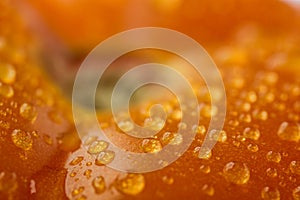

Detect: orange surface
0,0,300,200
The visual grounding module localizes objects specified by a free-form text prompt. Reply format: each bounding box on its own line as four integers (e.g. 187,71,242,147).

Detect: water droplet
253,109,268,121
201,184,214,196
72,186,84,196
223,162,250,185
245,91,257,103
209,129,227,142
84,136,97,146
70,171,77,177
69,156,84,166
95,150,115,165
169,133,183,145
0,172,18,193
92,176,106,194
88,140,109,154
196,147,212,160
141,139,162,153
144,117,165,131
162,176,174,185
200,105,218,118
192,125,206,136
0,63,16,84
0,83,14,98
11,129,33,151
115,174,145,195
239,113,252,123
277,122,300,142
199,165,211,174
247,143,259,152
42,134,53,145
177,122,187,130
243,127,260,140
171,109,182,120
261,186,280,200
118,120,134,132
293,186,300,200
290,161,300,175
83,169,92,179
266,168,278,178
19,103,37,123
266,151,281,163
48,110,63,124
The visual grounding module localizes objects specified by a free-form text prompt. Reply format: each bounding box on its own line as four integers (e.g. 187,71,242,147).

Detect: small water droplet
11,129,33,151
239,113,252,123
115,174,145,195
92,176,106,194
118,120,134,132
95,150,115,165
253,109,268,121
84,136,97,146
266,168,278,178
293,186,300,200
20,104,36,123
192,125,206,136
0,83,14,98
247,143,259,152
266,151,281,163
70,171,77,177
72,186,84,196
144,117,165,131
201,184,214,196
169,133,183,145
83,169,92,179
0,172,18,193
290,161,300,175
0,63,16,84
69,156,84,166
200,105,218,118
196,147,212,160
209,129,227,142
199,165,211,174
42,134,53,145
245,91,257,103
141,139,162,153
162,176,174,185
243,127,260,140
277,122,300,142
223,161,250,185
261,186,280,200
88,140,109,154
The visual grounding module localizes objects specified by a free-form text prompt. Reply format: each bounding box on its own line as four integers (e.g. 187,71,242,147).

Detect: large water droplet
223,161,250,185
